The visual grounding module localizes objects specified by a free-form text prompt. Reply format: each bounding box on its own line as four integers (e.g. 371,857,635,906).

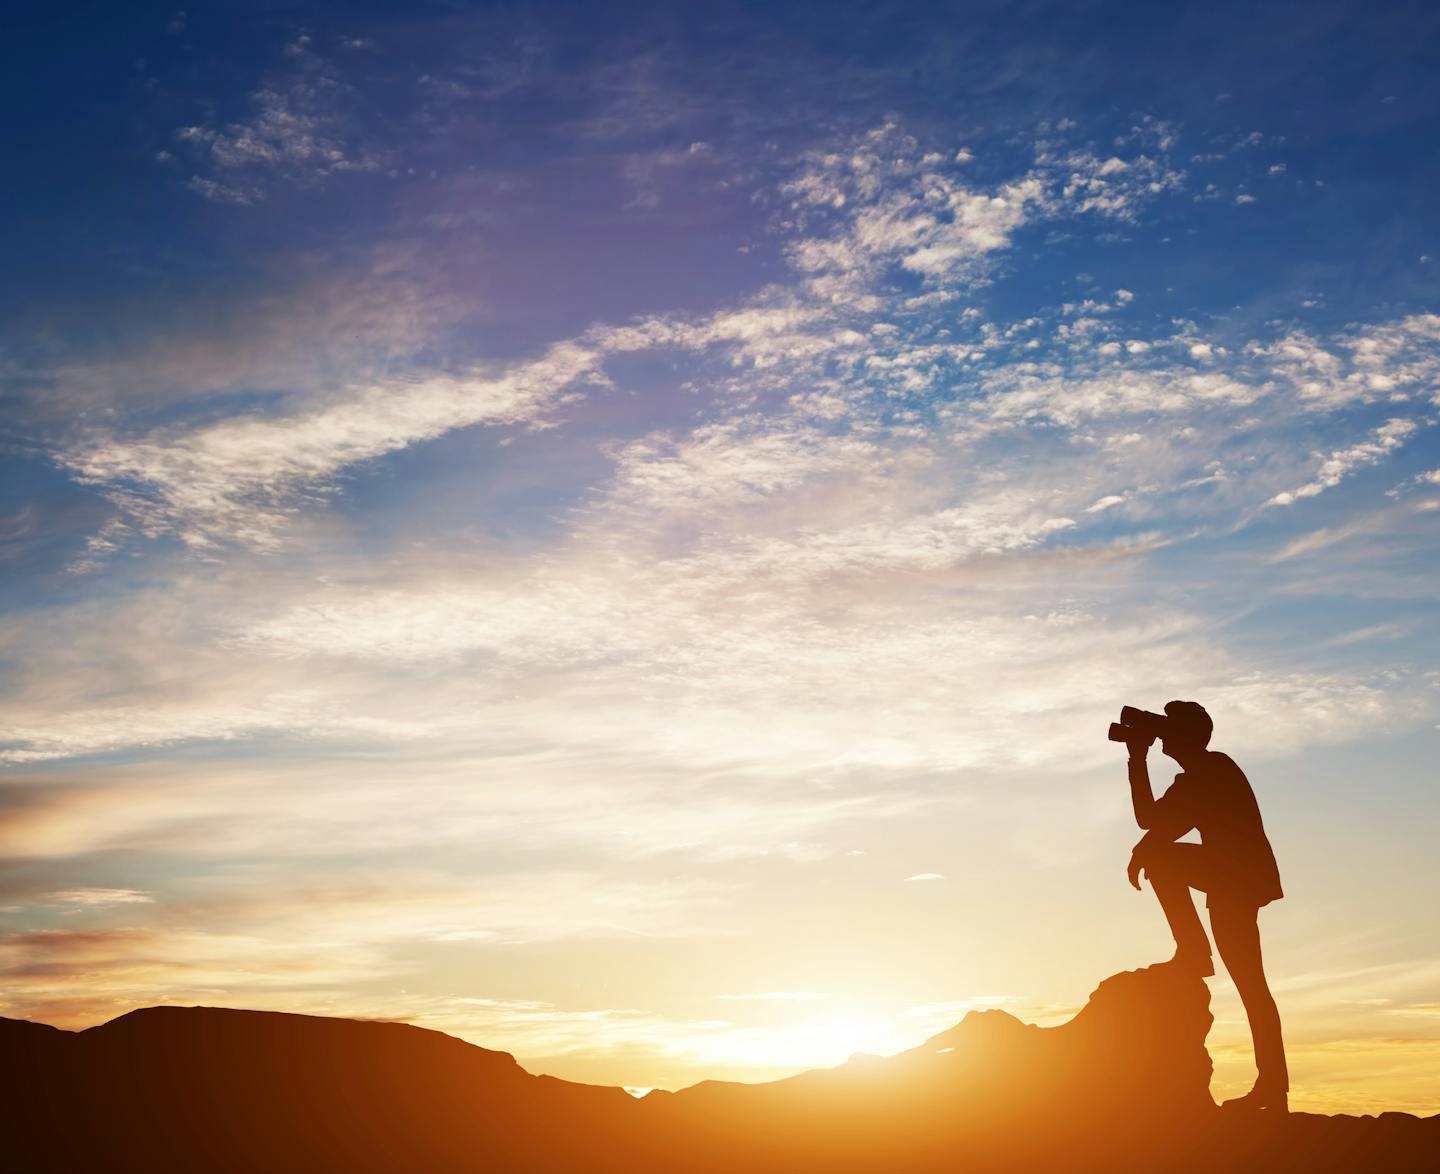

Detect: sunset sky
2,0,1438,1115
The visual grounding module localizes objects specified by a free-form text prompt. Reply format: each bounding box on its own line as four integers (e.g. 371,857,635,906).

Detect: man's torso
1162,752,1284,906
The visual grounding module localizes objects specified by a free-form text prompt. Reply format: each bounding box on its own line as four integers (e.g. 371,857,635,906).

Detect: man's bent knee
1141,840,1192,879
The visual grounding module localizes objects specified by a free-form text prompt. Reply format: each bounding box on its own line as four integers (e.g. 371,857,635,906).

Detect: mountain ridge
5,964,1435,1172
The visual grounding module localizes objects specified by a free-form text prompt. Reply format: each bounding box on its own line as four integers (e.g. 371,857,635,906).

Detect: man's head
1160,699,1212,762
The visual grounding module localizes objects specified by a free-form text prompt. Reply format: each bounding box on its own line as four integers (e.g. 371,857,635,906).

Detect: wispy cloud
60,112,1440,570
46,888,154,908
176,36,380,202
1267,418,1421,507
61,342,603,550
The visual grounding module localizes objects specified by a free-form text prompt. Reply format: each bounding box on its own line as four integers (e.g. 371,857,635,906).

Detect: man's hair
1163,699,1213,748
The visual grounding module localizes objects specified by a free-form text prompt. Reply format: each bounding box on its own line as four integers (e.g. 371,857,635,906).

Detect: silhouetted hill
3,1004,638,1173
4,965,1435,1172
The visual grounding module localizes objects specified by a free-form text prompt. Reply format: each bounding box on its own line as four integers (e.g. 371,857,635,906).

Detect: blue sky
2,0,1439,1112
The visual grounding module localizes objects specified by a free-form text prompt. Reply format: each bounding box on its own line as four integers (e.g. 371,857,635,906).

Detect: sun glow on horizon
790,1011,916,1067
666,1003,950,1082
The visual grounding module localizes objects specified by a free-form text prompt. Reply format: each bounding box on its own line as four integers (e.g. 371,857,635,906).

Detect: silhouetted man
1124,700,1288,1111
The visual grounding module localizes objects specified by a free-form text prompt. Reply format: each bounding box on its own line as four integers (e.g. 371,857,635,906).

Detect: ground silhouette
5,963,1435,1173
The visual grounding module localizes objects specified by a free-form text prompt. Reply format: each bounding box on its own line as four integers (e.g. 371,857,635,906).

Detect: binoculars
1107,705,1169,744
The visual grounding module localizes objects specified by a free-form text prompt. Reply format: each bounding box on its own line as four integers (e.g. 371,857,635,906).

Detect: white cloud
781,121,1183,302
1326,623,1408,646
1267,418,1421,507
781,126,1050,293
0,689,401,764
1041,144,1184,220
958,367,1264,432
1267,523,1365,563
174,38,379,200
600,421,889,515
185,176,259,205
62,342,604,549
1247,316,1440,409
47,889,154,908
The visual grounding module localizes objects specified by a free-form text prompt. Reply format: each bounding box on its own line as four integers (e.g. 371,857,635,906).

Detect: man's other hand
1128,733,1155,757
1127,847,1145,890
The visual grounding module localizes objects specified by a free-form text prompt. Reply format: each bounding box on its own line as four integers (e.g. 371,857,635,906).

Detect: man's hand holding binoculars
1126,731,1156,758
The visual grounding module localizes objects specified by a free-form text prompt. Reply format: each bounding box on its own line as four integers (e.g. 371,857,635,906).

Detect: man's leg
1211,902,1288,1104
1141,842,1214,973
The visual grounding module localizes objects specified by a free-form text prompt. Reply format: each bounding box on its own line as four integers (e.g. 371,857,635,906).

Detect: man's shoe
1165,947,1215,977
1221,1085,1289,1113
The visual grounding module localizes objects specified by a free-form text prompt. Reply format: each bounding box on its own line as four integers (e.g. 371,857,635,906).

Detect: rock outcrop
3,964,1435,1172
639,962,1217,1171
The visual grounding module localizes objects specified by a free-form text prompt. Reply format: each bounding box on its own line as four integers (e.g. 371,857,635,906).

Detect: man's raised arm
1128,736,1158,829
